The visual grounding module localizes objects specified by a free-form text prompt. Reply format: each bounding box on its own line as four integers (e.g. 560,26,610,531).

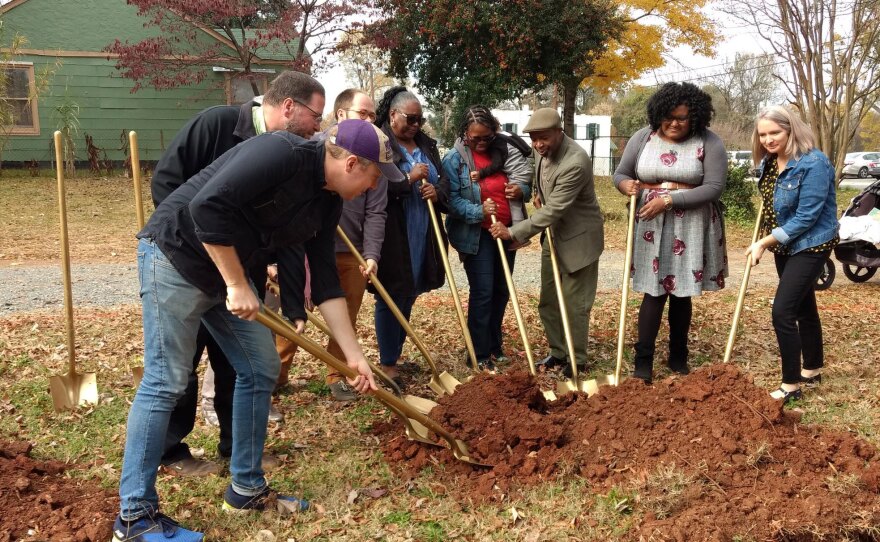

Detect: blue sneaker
221,484,310,515
111,513,203,542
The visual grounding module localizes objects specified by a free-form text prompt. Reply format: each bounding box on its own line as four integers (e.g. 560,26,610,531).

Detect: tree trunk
562,80,578,138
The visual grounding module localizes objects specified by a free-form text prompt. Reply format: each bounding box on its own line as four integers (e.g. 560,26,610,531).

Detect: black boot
668,337,690,375
632,341,654,383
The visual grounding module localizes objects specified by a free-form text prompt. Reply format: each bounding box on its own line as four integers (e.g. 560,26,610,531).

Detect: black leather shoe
537,355,566,369
800,373,822,387
667,361,690,375
561,363,586,379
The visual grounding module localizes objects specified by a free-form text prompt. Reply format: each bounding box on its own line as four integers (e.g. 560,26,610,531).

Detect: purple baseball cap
330,119,406,182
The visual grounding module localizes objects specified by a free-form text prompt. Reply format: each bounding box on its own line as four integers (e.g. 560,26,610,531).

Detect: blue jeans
374,293,418,366
119,239,280,520
462,229,515,360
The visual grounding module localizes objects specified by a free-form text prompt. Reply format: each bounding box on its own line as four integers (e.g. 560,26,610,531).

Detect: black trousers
772,252,828,384
160,262,268,462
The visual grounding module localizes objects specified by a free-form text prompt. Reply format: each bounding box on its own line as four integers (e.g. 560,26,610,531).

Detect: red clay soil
0,440,117,542
379,364,880,541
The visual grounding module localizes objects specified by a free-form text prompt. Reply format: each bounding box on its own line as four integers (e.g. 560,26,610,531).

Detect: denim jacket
755,148,838,254
441,143,532,255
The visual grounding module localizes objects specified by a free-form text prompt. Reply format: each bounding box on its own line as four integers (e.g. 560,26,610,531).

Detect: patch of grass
589,486,637,538
745,441,774,468
303,380,330,396
418,520,446,541
383,510,412,526
636,463,699,520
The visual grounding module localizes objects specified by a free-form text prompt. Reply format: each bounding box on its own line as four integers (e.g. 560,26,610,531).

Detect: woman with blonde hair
746,105,838,404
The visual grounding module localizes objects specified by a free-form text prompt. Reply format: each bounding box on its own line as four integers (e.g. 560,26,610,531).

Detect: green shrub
721,163,757,226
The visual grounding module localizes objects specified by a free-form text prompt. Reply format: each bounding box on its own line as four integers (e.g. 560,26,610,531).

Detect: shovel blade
451,439,492,467
403,394,439,416
438,371,461,393
542,389,558,401
49,371,98,411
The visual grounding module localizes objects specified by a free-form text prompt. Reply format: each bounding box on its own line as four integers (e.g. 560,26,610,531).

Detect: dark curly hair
374,86,419,128
646,82,714,136
458,105,505,179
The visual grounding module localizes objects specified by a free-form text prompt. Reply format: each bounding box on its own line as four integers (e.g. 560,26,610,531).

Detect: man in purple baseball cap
113,119,390,541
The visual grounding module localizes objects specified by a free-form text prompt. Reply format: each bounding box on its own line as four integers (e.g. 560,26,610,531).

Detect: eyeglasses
664,114,690,125
395,110,426,126
346,108,377,121
466,134,495,144
295,99,323,121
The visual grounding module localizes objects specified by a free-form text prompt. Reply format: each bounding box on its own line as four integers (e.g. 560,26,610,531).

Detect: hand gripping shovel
546,227,600,396
489,209,557,401
257,307,489,466
336,227,461,395
423,181,480,373
303,309,438,415
610,195,639,386
49,131,98,411
724,202,765,363
129,131,146,386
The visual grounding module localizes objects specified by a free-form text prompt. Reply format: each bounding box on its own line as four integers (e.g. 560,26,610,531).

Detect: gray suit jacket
510,135,604,273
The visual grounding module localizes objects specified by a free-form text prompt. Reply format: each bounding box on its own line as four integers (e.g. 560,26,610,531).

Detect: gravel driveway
0,248,784,316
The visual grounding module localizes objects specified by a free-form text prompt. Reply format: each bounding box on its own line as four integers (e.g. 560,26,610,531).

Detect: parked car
727,150,752,167
842,151,880,179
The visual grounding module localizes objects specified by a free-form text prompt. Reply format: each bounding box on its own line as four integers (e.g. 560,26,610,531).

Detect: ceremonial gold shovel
49,131,99,411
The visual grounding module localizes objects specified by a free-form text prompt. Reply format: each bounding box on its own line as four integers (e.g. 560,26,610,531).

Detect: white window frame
1,61,39,135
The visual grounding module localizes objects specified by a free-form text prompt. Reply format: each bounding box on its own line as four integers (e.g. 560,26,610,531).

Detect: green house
0,0,302,165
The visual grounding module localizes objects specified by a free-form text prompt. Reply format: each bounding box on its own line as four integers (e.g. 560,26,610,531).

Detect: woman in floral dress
613,82,729,383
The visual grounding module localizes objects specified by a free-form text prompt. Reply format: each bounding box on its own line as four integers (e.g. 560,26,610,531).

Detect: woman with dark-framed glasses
613,82,729,384
442,105,533,371
370,86,450,388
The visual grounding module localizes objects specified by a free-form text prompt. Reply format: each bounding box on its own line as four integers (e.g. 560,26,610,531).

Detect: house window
502,122,518,134
226,73,268,105
1,62,39,135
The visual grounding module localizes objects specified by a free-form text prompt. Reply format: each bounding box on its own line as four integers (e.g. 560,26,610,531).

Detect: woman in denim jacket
442,106,533,370
746,105,839,404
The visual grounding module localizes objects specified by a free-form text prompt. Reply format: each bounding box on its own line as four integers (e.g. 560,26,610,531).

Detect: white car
842,151,880,179
727,150,752,167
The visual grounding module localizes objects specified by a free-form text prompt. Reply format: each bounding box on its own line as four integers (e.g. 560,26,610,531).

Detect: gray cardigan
612,126,728,209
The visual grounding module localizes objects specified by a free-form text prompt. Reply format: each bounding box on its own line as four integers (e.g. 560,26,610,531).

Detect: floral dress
632,132,728,297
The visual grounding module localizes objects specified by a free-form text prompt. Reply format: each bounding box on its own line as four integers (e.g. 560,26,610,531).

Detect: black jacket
138,133,344,318
151,101,259,206
372,125,450,298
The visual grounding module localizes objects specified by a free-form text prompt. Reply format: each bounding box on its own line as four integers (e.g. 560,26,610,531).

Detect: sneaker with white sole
111,512,203,542
221,484,310,515
268,402,284,423
329,381,357,402
200,400,219,427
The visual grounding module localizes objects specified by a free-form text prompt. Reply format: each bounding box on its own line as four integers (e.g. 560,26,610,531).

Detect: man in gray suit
490,108,604,375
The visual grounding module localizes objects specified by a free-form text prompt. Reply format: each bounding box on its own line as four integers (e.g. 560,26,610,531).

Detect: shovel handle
54,131,76,373
423,181,478,372
257,307,461,447
723,203,765,364
546,228,579,380
489,211,536,374
335,227,444,380
614,195,638,384
129,131,146,230
302,309,403,395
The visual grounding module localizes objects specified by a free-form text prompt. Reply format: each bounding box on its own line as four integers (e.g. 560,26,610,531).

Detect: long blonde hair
751,105,815,166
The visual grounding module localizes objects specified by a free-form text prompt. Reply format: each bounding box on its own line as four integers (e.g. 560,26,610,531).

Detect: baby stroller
816,178,880,289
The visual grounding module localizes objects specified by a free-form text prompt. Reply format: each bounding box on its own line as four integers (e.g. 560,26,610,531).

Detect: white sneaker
268,402,284,423
201,400,220,427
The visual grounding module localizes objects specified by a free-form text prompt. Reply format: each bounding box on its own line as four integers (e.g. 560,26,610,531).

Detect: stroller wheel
842,264,877,283
815,259,835,290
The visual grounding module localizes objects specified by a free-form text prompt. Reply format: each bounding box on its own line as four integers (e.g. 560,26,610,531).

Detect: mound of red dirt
379,364,880,540
0,440,117,542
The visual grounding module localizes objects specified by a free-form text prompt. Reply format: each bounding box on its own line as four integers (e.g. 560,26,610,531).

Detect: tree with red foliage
106,0,367,93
